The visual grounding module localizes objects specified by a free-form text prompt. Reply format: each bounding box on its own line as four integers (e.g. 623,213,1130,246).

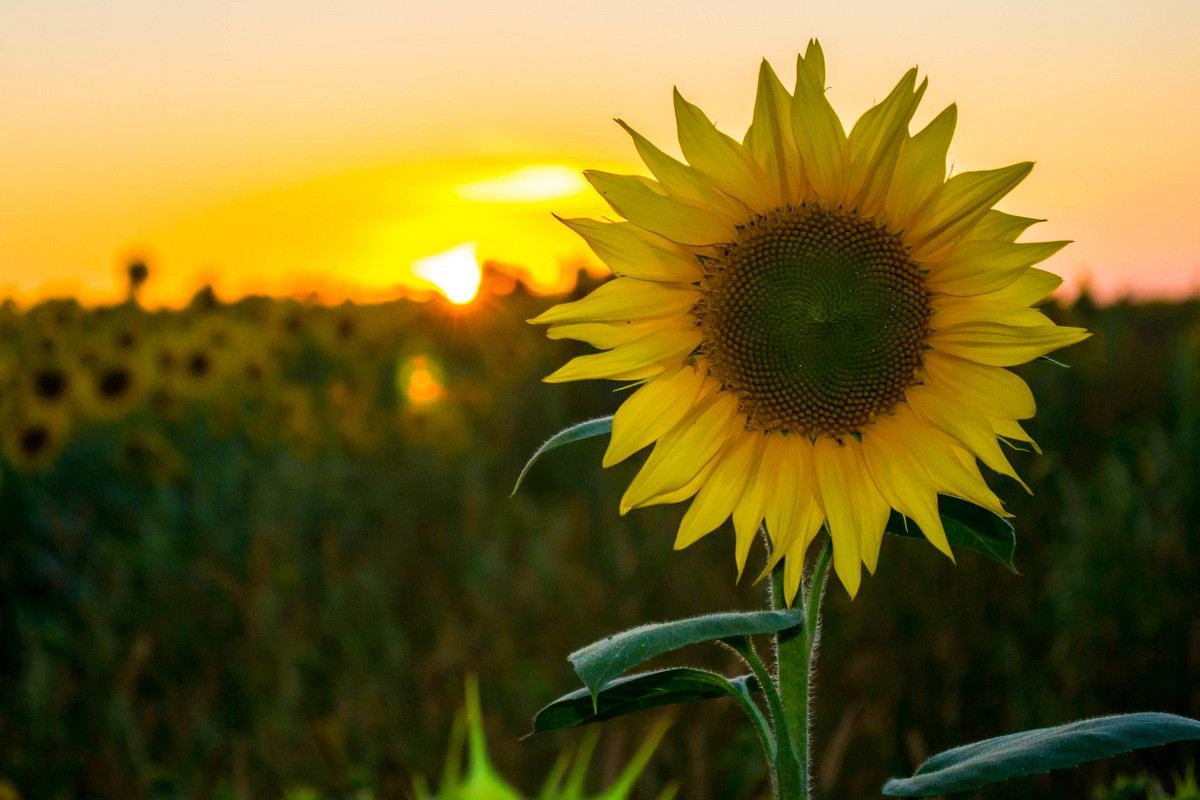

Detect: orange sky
3,0,1200,306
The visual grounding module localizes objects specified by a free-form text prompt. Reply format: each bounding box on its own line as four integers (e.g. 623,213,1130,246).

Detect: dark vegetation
0,274,1197,799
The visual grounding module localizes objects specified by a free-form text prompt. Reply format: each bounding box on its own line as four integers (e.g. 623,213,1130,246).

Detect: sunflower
531,41,1088,602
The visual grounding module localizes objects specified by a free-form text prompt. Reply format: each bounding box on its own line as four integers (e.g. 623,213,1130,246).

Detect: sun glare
456,166,588,203
411,242,482,304
399,356,444,404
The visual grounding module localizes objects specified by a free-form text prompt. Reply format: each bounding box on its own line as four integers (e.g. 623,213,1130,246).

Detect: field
1,273,1198,799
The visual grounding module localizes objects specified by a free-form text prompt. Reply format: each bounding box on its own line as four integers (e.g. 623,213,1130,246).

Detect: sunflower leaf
527,668,759,735
511,416,613,496
886,495,1017,573
569,609,803,707
883,712,1200,796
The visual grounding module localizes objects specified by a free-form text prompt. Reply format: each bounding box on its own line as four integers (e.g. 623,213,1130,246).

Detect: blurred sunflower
532,41,1089,601
1,407,71,472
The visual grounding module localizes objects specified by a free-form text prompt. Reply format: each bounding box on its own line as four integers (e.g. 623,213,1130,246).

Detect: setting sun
411,243,482,304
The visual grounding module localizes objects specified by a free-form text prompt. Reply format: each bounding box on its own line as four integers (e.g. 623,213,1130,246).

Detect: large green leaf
528,668,759,734
886,494,1017,572
883,712,1200,796
511,416,613,496
569,609,803,705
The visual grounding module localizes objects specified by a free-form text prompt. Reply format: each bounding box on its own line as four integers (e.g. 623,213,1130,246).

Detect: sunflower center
696,204,931,437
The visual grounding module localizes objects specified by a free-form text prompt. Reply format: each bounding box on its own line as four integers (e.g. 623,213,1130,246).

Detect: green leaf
886,494,1017,573
883,712,1200,797
528,668,759,735
511,416,613,496
569,609,803,705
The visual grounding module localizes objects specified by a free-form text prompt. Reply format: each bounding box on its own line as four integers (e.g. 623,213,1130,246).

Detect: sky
2,0,1199,306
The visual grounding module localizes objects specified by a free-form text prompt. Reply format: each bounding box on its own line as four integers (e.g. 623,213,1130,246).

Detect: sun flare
411,243,482,304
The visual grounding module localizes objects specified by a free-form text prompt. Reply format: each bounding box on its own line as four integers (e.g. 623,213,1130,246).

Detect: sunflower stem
771,535,832,800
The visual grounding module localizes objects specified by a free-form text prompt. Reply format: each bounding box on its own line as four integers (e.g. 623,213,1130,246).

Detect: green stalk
771,535,833,799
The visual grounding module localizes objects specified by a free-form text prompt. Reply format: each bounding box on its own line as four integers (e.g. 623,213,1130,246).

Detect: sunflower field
1,272,1198,799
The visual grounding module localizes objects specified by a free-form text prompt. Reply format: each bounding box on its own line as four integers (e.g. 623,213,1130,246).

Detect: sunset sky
3,0,1199,306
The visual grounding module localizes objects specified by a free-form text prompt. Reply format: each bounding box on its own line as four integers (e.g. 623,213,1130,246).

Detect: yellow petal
931,294,1051,330
887,405,1007,516
529,277,698,325
673,89,772,209
861,417,952,559
792,43,848,204
546,312,689,349
923,350,1037,420
905,386,1027,490
558,218,702,283
759,437,820,579
743,59,801,207
930,321,1090,367
675,430,760,549
846,68,927,216
615,120,751,221
605,365,711,467
990,267,1063,306
908,162,1035,261
545,328,701,383
972,210,1045,243
884,103,956,232
621,392,740,512
731,437,770,580
926,239,1070,297
585,171,733,246
991,417,1042,454
812,436,865,597
637,457,719,508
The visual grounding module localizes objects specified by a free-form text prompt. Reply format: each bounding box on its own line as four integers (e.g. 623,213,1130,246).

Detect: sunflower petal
558,218,702,282
744,59,801,206
812,436,868,597
529,277,698,325
926,239,1070,296
972,210,1045,242
792,42,848,204
862,418,953,559
905,386,1027,490
585,171,733,245
675,430,760,549
908,162,1035,259
544,328,702,383
931,294,1051,330
991,267,1063,306
930,321,1090,367
888,405,1007,516
673,89,772,208
615,120,750,220
923,351,1036,420
732,438,770,580
846,68,927,215
546,313,689,349
605,366,711,467
884,103,956,231
621,392,740,511
992,417,1042,454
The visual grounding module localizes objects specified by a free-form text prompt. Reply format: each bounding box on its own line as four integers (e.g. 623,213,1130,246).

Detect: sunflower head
532,41,1089,602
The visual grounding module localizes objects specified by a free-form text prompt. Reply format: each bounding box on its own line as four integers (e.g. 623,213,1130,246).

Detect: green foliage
885,495,1017,572
530,669,760,734
511,416,613,496
568,610,803,706
416,677,676,800
884,713,1200,796
1,287,1199,799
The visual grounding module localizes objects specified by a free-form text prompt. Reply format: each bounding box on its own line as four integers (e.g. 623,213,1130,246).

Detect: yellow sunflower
531,41,1088,603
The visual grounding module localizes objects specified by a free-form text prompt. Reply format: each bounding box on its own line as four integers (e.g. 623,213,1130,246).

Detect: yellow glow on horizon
456,166,588,204
411,242,483,304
